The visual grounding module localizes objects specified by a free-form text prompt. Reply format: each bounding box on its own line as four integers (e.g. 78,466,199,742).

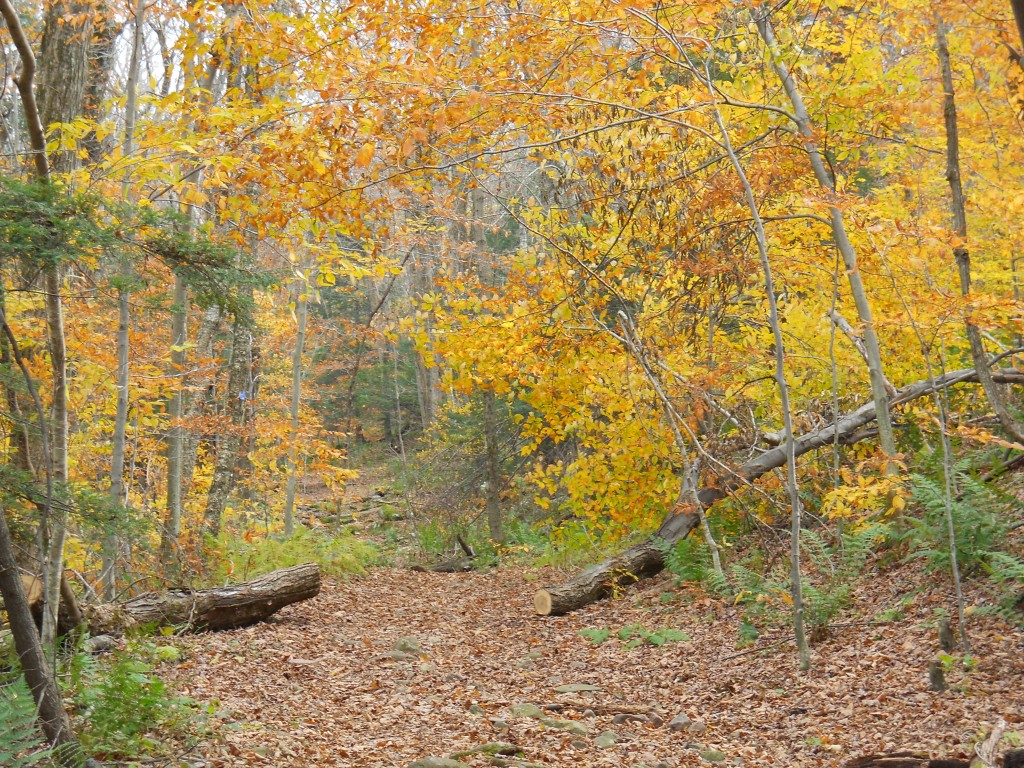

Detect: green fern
903,471,1008,573
663,537,711,583
984,551,1024,625
0,677,53,768
798,524,887,633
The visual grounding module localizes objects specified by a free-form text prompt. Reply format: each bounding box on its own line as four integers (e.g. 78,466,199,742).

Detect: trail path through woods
165,567,1023,767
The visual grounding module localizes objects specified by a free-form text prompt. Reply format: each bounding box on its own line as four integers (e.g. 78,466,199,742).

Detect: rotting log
534,365,1024,616
87,562,321,634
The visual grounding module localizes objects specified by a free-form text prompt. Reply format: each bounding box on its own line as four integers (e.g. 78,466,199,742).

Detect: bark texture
534,365,1024,615
87,563,321,634
0,507,87,766
203,304,256,536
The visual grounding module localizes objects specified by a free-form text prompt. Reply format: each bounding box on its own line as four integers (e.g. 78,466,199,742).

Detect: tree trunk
181,304,222,492
754,7,896,461
936,21,1024,448
160,274,189,563
86,563,321,634
284,286,309,537
0,505,90,767
104,0,146,601
533,365,1024,615
36,0,92,174
483,386,503,544
34,0,94,659
203,301,255,537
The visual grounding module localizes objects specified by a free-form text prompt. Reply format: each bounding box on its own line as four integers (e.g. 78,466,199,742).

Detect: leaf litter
163,564,1023,767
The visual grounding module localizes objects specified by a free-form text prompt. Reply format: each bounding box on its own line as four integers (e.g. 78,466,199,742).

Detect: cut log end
534,589,553,616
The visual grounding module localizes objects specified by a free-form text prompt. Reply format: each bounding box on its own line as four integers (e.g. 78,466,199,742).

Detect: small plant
736,619,760,649
664,536,712,583
68,640,195,759
984,551,1024,625
414,518,448,555
577,623,690,649
578,628,610,645
0,675,53,767
875,594,915,623
800,523,886,639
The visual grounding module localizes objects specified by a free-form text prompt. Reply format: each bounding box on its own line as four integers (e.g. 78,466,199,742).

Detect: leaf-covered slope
164,567,1023,766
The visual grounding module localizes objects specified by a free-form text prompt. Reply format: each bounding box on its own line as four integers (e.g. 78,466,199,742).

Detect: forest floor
162,559,1024,767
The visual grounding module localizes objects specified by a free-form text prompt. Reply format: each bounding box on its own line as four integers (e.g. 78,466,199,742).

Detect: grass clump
213,525,378,582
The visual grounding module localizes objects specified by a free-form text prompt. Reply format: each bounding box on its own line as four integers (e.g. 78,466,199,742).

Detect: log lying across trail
88,562,321,633
534,366,1024,616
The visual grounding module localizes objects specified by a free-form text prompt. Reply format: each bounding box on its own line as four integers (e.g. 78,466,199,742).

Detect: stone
408,759,470,768
510,703,545,718
687,720,707,735
450,743,522,758
668,713,692,732
700,750,726,763
613,712,648,725
543,717,589,735
571,739,589,749
491,719,510,730
83,634,115,653
594,730,618,749
394,636,424,654
554,683,601,693
582,709,596,718
468,704,486,716
647,713,665,728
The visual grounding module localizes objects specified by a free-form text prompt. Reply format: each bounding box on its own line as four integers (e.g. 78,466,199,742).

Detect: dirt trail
165,567,1022,767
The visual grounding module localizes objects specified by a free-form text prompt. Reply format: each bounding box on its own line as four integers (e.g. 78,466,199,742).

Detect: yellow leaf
355,142,375,168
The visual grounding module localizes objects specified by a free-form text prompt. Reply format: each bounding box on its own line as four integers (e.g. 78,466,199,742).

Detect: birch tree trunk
754,7,896,461
103,0,146,601
284,286,309,537
483,386,503,544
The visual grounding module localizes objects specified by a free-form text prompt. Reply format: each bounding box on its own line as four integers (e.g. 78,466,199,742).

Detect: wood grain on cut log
534,366,1024,616
88,562,321,634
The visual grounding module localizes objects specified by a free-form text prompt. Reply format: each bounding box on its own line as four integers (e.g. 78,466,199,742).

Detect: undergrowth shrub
212,525,377,582
68,640,194,759
902,470,1008,574
800,524,886,636
0,675,53,767
664,523,887,642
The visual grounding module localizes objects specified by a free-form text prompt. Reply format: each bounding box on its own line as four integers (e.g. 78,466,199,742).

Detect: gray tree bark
284,286,309,537
936,22,1024,449
203,300,255,537
754,7,896,461
0,3,94,762
32,0,95,657
483,387,503,544
104,0,147,601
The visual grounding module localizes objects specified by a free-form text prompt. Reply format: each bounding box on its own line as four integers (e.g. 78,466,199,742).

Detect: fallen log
533,365,1024,616
87,562,321,634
